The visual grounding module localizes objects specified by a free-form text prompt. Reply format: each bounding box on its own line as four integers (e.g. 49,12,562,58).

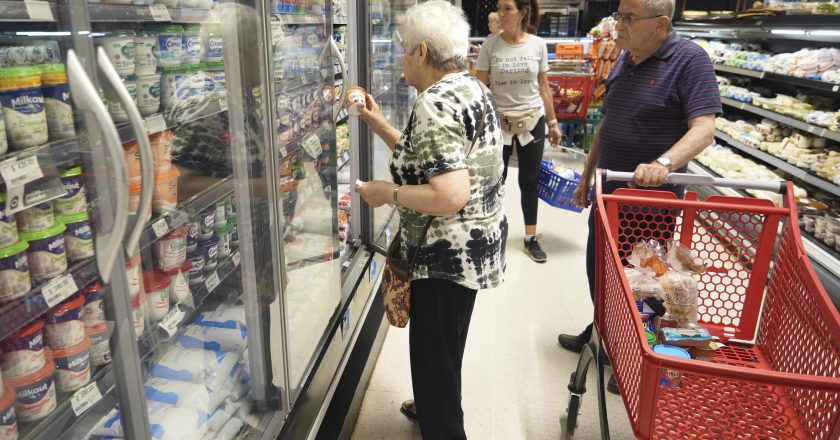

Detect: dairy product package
149,346,240,391
215,417,244,440
178,324,247,353
91,402,208,440
144,377,227,414
194,305,246,330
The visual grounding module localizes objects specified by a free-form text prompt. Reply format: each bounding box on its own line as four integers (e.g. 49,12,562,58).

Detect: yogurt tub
183,25,203,65
5,361,56,423
136,73,161,116
0,66,48,150
164,260,193,305
60,212,94,262
124,141,141,181
213,223,233,259
142,270,170,322
0,320,46,378
107,75,137,123
229,214,238,248
126,254,143,303
39,64,75,140
198,233,220,272
186,221,200,252
205,62,225,99
128,182,152,223
86,324,111,367
154,226,186,271
188,65,205,99
44,294,86,349
160,66,190,109
131,293,145,338
52,337,91,393
134,32,158,76
82,282,105,328
97,31,136,76
16,202,54,233
54,167,88,217
202,25,224,62
0,384,17,440
150,130,172,171
198,206,215,239
150,25,184,68
19,222,67,284
187,250,204,286
0,241,31,303
152,167,180,214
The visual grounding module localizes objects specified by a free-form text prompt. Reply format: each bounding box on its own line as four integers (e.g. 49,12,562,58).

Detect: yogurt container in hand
45,294,86,349
0,195,18,255
0,320,46,379
61,212,94,262
97,31,136,76
16,202,54,233
52,337,91,393
19,222,67,284
0,384,18,440
39,63,75,140
54,167,88,217
5,361,56,423
345,86,366,117
0,241,31,304
134,32,158,76
0,66,48,150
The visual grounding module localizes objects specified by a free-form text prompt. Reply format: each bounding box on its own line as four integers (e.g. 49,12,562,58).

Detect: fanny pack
500,107,542,135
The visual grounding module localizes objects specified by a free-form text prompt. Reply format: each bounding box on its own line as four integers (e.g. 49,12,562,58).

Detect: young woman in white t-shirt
476,0,561,264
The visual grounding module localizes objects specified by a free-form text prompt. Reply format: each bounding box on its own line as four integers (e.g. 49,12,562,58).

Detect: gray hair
401,1,470,71
643,0,675,21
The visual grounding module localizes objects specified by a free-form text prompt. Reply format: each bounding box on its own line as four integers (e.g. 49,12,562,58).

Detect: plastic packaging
92,401,207,440
0,384,18,440
0,320,46,378
61,212,94,262
142,271,170,322
39,63,75,140
195,305,246,330
86,323,111,367
154,227,187,271
134,32,158,76
0,194,18,249
82,282,106,328
144,377,226,413
660,241,706,325
624,266,664,301
179,324,247,353
136,73,161,116
52,337,91,392
0,241,31,303
152,167,180,214
659,323,713,347
19,222,67,284
149,346,240,392
15,202,54,233
54,167,88,217
108,75,137,123
44,294,86,349
5,361,56,422
0,66,48,150
97,31,136,76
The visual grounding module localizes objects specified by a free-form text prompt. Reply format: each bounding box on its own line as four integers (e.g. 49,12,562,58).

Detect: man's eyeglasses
611,12,665,24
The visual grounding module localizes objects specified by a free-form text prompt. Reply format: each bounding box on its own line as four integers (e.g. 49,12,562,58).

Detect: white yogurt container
136,73,161,116
5,362,56,423
0,194,19,250
142,271,170,322
150,25,184,68
19,222,67,284
205,62,226,99
154,227,187,272
0,66,48,150
16,202,54,233
135,32,158,76
39,64,74,140
97,31,136,76
0,241,31,303
202,25,224,62
183,25,203,65
160,66,190,108
107,75,137,123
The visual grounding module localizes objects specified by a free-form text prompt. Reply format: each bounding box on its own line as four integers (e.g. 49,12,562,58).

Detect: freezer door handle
330,38,347,121
66,49,129,283
96,47,154,257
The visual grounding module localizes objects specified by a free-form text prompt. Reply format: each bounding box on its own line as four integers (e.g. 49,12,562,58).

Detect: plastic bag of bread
665,240,707,275
624,267,664,301
627,240,668,276
659,241,707,324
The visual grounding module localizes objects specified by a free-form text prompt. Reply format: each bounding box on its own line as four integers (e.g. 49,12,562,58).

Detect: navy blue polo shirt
599,32,721,193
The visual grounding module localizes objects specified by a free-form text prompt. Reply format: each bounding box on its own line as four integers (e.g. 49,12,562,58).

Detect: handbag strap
408,82,490,271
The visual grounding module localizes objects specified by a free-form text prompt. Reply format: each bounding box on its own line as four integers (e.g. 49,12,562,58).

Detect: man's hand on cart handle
629,161,669,188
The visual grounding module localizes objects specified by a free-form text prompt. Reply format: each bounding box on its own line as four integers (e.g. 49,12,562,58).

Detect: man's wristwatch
655,157,673,172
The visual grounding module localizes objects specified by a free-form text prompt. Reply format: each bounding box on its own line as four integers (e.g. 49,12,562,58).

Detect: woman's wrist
547,119,558,127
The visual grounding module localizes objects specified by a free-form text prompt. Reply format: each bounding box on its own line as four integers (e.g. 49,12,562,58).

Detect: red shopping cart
562,170,840,439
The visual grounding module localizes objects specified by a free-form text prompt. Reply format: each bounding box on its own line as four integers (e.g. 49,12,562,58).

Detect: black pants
579,191,681,342
410,278,478,440
502,117,545,226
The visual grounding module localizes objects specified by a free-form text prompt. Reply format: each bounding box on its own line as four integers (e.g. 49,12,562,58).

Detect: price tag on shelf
279,146,288,158
25,1,53,21
302,133,322,159
833,85,839,92
145,115,167,134
232,251,241,268
0,156,43,189
70,382,102,416
149,4,172,21
205,271,221,292
159,305,186,338
219,99,228,112
151,218,169,238
42,274,79,308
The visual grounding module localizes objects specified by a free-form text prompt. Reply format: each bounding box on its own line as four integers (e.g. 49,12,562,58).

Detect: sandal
400,399,417,421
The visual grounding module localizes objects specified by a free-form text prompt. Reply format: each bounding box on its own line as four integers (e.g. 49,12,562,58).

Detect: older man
556,0,721,394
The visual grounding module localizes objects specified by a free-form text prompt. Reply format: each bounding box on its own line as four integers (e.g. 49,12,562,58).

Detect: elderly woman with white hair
355,1,507,437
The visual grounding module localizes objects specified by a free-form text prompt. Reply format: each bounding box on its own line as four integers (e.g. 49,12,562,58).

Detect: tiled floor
350,163,636,439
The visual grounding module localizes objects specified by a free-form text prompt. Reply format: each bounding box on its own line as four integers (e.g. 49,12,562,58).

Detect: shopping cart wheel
561,391,582,439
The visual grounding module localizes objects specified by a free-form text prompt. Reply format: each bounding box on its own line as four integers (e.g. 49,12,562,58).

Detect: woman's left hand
548,125,562,147
355,180,396,207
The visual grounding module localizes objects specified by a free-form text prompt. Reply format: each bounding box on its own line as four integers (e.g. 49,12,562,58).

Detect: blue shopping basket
537,160,583,212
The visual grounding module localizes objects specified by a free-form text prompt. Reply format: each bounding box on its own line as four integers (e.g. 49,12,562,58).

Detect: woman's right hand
357,93,384,127
573,180,591,209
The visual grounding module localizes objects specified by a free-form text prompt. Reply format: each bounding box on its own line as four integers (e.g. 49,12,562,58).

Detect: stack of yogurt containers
187,194,237,287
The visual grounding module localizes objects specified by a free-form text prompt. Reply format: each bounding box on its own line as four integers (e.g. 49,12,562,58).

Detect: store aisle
350,166,635,439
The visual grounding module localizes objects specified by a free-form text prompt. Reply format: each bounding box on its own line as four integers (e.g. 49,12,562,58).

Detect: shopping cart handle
603,170,786,194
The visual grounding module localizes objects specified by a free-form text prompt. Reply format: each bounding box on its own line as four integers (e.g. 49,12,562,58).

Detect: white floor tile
351,165,635,439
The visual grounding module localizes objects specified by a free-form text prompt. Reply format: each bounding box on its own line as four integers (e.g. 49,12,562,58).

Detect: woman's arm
476,70,490,85
538,71,561,146
356,169,470,217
